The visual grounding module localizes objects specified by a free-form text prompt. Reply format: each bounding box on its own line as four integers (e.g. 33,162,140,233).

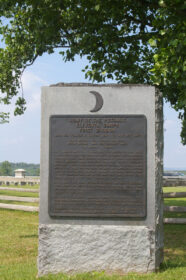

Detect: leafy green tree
11,162,40,176
0,161,12,176
0,0,185,142
35,168,40,176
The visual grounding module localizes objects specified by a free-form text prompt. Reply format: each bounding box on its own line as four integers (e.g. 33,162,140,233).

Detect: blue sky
0,51,186,169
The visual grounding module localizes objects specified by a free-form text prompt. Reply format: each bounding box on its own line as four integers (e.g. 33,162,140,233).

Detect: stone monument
38,83,163,276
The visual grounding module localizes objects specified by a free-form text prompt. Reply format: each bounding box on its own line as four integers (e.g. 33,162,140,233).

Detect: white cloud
21,71,47,112
22,71,46,91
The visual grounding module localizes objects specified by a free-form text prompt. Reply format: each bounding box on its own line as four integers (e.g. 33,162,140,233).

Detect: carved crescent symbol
90,91,103,113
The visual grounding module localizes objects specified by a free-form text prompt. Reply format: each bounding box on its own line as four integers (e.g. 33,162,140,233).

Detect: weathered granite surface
38,225,155,275
155,88,164,268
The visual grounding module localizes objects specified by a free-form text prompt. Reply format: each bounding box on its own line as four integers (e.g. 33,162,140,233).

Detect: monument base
38,224,161,276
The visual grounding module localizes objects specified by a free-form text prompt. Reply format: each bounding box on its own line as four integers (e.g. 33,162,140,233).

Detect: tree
0,0,185,142
35,168,40,176
0,161,12,176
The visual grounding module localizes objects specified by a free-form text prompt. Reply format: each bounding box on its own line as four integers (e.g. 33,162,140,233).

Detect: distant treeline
180,170,186,175
0,161,40,176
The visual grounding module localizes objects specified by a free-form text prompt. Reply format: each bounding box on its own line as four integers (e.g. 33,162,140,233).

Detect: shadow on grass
164,198,186,207
19,234,38,238
158,224,186,272
160,259,186,271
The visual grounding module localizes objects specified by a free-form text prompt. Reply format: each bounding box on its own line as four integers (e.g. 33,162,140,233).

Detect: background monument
38,83,163,276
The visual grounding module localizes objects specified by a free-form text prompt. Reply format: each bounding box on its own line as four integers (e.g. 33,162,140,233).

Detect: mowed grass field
0,185,186,280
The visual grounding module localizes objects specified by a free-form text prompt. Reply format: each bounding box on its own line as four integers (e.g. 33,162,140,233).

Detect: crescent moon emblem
90,91,103,113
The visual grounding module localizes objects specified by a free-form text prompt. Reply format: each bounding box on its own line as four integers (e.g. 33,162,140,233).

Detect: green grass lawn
164,197,186,207
0,186,186,279
0,209,186,280
0,189,39,198
0,184,39,189
163,187,186,193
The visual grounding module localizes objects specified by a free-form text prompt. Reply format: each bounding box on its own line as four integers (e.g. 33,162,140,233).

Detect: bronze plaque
49,115,147,218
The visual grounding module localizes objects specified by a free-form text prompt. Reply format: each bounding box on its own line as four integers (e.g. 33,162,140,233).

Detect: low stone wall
1,176,185,187
0,176,40,185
